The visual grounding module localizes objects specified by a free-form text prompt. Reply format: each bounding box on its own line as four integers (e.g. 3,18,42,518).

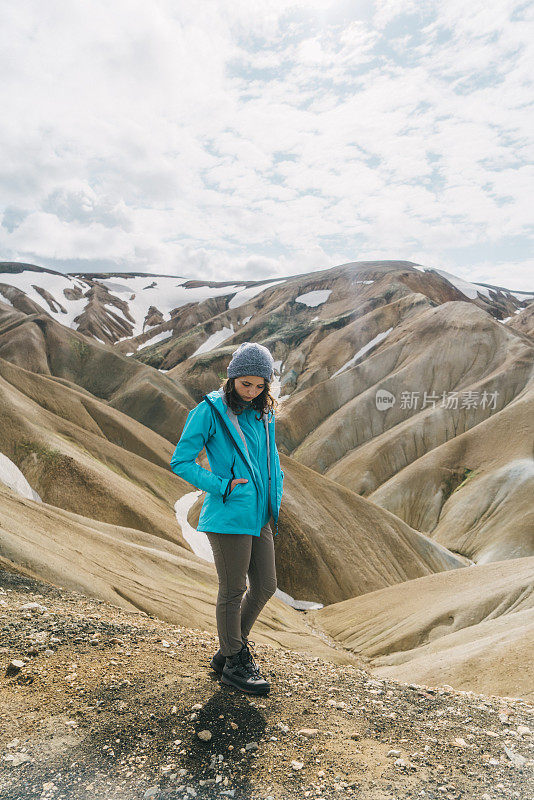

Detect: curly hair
220,376,278,420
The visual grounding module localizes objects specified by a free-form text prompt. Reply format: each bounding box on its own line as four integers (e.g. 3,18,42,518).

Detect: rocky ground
0,567,533,800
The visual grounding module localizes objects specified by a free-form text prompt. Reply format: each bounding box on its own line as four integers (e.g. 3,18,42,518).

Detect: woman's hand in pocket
229,478,248,494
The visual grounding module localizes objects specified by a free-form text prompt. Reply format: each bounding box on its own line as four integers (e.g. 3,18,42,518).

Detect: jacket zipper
202,396,262,501
271,413,279,536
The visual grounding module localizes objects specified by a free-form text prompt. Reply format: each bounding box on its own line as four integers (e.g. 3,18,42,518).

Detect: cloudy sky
0,0,532,288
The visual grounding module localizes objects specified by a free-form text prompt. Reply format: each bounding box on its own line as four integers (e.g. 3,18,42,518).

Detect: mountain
0,258,533,701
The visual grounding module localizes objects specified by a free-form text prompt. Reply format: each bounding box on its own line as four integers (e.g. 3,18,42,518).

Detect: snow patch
432,269,492,300
0,292,14,308
269,360,284,403
0,271,88,327
331,328,393,378
191,324,235,357
0,453,42,502
239,315,252,326
274,588,323,611
508,291,534,300
99,281,133,293
295,289,332,307
174,492,214,562
98,276,244,336
228,279,286,310
138,329,173,349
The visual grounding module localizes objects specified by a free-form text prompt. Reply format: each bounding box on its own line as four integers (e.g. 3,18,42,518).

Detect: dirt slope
313,558,534,700
1,569,532,800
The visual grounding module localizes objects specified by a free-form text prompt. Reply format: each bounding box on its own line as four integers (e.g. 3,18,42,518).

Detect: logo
376,388,396,411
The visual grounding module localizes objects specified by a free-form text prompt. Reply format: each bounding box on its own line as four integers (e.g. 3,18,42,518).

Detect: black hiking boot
221,641,270,695
209,636,253,676
209,649,226,675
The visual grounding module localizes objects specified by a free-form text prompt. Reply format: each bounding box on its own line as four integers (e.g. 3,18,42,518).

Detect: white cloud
0,0,532,288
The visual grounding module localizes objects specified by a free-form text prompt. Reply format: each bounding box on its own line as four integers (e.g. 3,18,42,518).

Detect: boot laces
241,639,260,676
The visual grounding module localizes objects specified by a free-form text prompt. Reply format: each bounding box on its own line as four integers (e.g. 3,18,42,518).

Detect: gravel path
0,568,532,800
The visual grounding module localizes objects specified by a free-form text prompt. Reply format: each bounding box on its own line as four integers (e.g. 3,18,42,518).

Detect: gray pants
205,519,277,657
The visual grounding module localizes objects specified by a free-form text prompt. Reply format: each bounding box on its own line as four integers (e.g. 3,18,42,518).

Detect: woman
170,341,284,696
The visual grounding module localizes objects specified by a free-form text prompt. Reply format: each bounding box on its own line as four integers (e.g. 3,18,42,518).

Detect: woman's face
234,375,265,402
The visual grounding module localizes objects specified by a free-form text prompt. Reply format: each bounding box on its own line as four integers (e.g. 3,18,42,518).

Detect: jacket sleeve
170,401,228,496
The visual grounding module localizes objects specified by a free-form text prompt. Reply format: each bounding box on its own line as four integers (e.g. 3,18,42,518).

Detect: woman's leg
240,520,277,641
205,531,252,658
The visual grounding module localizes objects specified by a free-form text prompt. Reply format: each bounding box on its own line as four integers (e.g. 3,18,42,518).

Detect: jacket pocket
227,470,253,503
222,455,236,504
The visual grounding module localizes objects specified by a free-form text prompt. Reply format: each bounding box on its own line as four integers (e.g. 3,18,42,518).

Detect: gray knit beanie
227,341,274,382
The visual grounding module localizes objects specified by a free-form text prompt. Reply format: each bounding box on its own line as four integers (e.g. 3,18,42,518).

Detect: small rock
503,746,526,767
4,752,31,766
19,603,46,613
5,660,25,676
6,739,20,749
517,725,530,736
387,749,401,757
277,722,289,733
143,787,159,800
298,728,319,739
197,729,212,742
245,741,258,750
452,737,469,747
291,760,304,770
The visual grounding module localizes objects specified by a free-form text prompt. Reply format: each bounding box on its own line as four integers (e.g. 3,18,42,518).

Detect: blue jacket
170,387,284,536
